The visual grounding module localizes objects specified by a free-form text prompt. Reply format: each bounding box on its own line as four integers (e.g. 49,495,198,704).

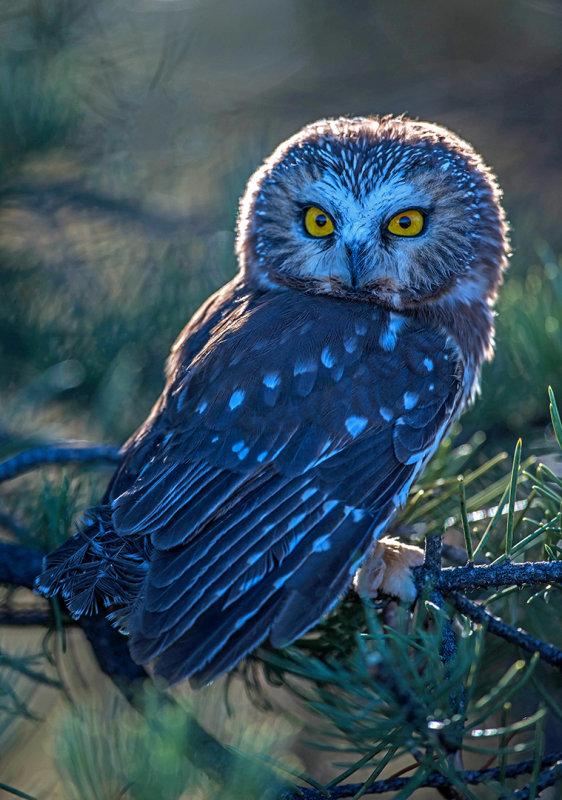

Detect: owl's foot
355,537,424,604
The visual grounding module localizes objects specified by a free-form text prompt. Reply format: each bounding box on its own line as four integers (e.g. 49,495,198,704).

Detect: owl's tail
34,507,148,622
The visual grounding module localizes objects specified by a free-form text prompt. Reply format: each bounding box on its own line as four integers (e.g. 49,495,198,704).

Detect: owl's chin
260,267,455,311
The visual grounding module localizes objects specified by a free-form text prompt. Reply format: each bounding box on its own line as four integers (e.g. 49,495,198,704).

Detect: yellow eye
304,206,335,237
387,209,425,237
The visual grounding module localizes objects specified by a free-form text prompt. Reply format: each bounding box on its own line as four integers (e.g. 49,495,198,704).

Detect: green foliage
0,51,78,166
56,698,195,800
53,684,299,800
237,421,562,796
1,471,103,552
0,1,85,168
466,244,562,436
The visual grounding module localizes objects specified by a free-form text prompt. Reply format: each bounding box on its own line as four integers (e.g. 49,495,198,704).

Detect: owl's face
237,117,508,311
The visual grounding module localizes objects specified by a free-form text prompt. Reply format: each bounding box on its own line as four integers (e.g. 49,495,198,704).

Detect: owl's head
236,116,509,312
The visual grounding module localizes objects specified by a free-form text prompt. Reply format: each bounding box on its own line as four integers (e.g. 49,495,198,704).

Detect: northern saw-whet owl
37,116,509,687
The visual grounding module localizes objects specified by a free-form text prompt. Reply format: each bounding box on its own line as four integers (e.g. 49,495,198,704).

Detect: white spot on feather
294,358,316,375
301,488,317,501
344,506,366,522
403,392,418,410
257,450,268,463
229,390,245,410
379,407,393,422
312,534,331,552
424,358,434,372
321,347,335,368
232,440,245,453
323,500,339,514
379,312,406,352
344,334,358,353
288,512,306,530
196,400,208,414
332,364,344,382
263,372,280,389
345,416,368,437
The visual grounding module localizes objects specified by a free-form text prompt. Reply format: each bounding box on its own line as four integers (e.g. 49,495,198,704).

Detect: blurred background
1,0,561,796
1,0,561,449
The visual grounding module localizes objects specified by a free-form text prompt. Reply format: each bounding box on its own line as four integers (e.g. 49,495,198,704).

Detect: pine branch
0,612,58,626
434,561,562,593
501,759,562,799
2,535,561,797
279,752,562,798
451,593,562,669
0,444,121,484
2,443,562,798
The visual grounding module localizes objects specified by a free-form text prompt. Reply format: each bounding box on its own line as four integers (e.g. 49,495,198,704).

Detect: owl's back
37,278,462,686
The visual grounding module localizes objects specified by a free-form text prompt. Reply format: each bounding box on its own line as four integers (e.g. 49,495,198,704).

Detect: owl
36,116,509,687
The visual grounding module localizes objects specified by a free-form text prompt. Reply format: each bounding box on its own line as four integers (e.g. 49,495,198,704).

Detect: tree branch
435,561,562,593
280,752,562,798
451,592,562,670
0,444,121,484
0,612,60,626
2,440,562,798
502,759,562,800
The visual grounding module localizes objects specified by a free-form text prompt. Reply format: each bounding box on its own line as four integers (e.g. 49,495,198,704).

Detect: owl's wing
38,287,462,687
110,295,462,686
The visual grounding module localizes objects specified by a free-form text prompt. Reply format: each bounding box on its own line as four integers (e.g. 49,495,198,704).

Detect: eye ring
303,206,335,238
386,208,426,238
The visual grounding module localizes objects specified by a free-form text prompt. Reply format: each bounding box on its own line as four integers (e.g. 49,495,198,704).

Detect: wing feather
122,299,462,682
37,286,464,685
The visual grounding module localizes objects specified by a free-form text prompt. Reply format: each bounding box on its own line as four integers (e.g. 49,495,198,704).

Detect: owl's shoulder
166,275,252,380
165,290,461,435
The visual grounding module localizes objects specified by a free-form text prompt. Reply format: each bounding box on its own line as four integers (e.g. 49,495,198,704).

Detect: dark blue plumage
37,284,461,685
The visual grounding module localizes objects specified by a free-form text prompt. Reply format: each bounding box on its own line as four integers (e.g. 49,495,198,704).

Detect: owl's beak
345,243,367,289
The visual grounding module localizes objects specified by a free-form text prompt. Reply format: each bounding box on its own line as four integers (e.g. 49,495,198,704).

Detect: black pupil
315,213,327,227
398,216,412,229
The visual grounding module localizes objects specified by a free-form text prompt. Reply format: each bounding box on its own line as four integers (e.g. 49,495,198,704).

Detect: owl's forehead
304,173,429,219
271,134,468,209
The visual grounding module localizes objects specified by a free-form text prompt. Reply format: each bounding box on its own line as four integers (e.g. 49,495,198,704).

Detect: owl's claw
355,537,425,604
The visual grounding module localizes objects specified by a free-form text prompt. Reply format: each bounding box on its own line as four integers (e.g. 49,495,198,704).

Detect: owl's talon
355,537,425,604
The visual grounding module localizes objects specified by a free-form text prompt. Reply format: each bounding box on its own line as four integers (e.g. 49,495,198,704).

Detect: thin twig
0,612,66,626
500,759,562,800
0,444,121,484
451,593,562,669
